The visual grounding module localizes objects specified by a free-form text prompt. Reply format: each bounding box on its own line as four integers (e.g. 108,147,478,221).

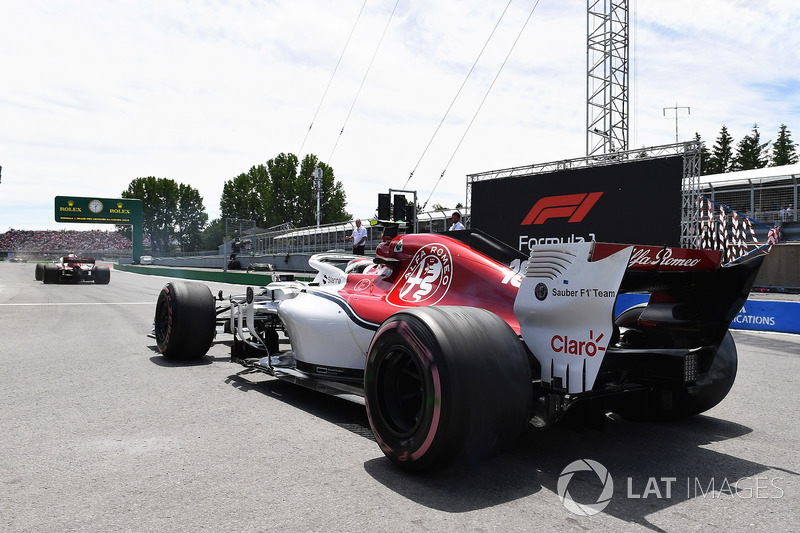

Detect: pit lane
1,261,797,532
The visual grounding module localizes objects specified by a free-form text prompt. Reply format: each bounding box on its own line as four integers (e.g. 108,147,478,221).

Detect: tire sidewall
154,281,216,360
155,283,177,355
365,306,532,473
365,316,450,470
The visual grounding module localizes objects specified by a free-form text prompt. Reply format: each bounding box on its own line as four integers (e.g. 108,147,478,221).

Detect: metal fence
249,210,464,255
700,174,798,227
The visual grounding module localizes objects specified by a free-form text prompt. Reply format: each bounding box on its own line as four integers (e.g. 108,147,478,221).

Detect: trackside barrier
115,264,314,284
615,293,800,335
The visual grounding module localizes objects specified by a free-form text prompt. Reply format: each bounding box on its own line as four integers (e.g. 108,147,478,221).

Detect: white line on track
0,302,154,306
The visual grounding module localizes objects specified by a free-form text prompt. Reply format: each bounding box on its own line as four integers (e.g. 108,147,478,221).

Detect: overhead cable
423,0,541,210
403,0,515,190
297,0,369,159
327,0,401,166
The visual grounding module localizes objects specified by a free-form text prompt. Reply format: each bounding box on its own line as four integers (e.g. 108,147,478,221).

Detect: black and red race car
152,226,766,472
35,254,111,284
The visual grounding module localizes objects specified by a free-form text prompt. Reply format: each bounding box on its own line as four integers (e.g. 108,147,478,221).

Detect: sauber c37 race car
35,254,111,284
152,228,765,473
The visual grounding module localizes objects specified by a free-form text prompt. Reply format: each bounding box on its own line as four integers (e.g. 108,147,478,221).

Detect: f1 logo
521,192,603,225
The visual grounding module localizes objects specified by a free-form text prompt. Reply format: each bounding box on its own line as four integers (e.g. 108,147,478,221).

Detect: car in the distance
35,254,111,284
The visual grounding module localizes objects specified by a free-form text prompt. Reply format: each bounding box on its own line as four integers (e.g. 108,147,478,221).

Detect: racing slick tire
92,265,111,284
671,331,738,418
42,264,60,284
154,281,216,360
34,263,44,281
364,306,532,473
614,305,738,420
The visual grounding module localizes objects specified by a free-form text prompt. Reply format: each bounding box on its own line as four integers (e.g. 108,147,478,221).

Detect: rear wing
591,243,723,271
63,256,96,264
515,242,766,394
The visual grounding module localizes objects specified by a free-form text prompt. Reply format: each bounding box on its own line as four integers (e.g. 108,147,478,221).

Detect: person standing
346,218,368,255
449,212,465,231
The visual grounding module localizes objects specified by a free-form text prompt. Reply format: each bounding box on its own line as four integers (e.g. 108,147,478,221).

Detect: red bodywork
54,254,98,281
337,234,523,333
333,232,727,337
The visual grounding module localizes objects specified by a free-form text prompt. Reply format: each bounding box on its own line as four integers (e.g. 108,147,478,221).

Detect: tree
176,184,208,252
693,133,712,175
705,126,735,174
121,177,207,254
201,218,225,250
266,153,301,226
771,124,799,166
732,124,769,171
220,153,350,229
220,165,271,226
298,154,349,226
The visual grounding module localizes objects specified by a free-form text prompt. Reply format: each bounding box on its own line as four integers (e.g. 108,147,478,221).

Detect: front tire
364,306,532,473
154,281,216,360
34,263,44,281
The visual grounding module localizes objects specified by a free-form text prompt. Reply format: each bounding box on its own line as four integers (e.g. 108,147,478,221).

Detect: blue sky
1,0,799,232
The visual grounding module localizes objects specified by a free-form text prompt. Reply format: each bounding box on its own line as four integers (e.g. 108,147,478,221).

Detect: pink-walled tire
154,281,216,360
364,306,532,473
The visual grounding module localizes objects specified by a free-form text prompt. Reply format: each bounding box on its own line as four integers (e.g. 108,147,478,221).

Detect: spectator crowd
0,229,133,252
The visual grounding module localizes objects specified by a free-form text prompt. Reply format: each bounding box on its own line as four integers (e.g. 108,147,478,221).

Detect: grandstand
0,229,133,260
699,162,799,229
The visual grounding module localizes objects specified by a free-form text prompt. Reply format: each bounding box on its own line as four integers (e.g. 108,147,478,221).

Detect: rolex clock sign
54,196,144,261
55,196,141,224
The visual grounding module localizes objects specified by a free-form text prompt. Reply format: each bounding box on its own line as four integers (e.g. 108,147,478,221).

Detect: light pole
314,167,323,229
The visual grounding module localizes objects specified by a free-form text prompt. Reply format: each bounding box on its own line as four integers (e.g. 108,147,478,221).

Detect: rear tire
42,264,60,284
614,305,738,420
672,331,737,417
364,306,532,473
154,281,216,360
93,265,111,284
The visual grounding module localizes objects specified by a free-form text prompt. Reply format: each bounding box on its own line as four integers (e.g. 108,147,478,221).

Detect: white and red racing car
152,227,765,472
35,254,111,284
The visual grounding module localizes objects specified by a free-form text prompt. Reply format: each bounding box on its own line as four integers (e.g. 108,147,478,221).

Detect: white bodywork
278,290,373,370
233,254,372,371
514,242,632,394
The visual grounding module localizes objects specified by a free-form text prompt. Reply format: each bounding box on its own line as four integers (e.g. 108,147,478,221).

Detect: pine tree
771,124,799,166
694,133,712,175
732,124,769,171
705,126,735,174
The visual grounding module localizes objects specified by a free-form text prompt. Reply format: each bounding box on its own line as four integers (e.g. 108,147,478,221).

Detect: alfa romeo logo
534,282,548,301
389,243,452,305
557,459,613,516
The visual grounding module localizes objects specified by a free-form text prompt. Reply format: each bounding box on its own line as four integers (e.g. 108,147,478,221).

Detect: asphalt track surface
1,262,798,533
